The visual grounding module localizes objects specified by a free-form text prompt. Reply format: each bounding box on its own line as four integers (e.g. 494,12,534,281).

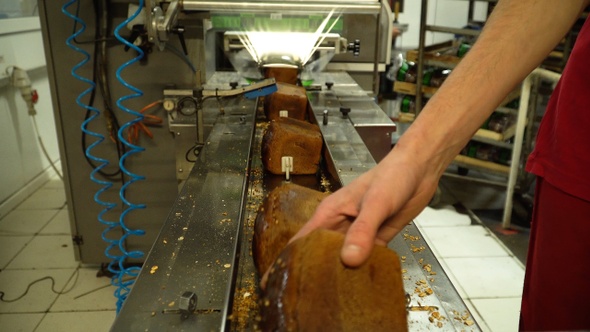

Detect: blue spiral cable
112,0,146,313
61,0,124,293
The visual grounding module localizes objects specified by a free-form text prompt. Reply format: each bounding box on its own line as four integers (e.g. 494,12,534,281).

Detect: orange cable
127,100,163,144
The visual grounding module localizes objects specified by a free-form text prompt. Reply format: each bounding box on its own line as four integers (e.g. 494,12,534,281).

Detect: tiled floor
414,205,526,332
0,176,527,331
0,177,116,332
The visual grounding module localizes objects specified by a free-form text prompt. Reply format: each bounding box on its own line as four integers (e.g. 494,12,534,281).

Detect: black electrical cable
80,0,120,178
0,269,79,303
78,0,127,180
184,144,203,163
71,0,116,45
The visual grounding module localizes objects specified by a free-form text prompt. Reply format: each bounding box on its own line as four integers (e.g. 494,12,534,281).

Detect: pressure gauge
163,99,176,112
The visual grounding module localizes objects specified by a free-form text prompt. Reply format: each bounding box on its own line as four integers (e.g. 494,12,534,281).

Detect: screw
340,107,351,118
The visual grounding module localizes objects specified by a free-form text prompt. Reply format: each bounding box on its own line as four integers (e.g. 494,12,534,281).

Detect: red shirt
526,18,590,202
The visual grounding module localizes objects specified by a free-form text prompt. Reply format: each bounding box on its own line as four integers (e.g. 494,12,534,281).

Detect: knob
340,107,351,117
325,82,334,90
229,82,239,89
171,25,188,55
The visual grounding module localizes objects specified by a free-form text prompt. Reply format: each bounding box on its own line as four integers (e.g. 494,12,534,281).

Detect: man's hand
289,149,440,267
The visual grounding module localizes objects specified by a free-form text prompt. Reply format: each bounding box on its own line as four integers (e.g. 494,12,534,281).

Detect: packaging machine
38,0,480,330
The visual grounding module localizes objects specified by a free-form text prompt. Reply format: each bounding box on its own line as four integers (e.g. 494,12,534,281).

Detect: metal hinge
72,235,84,246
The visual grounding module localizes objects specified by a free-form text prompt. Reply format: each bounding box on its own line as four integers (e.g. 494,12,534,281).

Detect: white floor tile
51,268,117,312
40,209,71,235
414,205,472,228
42,178,65,190
0,313,44,332
6,235,78,270
471,297,521,332
0,269,76,313
0,236,32,270
0,210,59,235
437,258,468,299
421,226,510,258
17,188,66,210
36,311,116,332
465,300,491,332
444,257,525,299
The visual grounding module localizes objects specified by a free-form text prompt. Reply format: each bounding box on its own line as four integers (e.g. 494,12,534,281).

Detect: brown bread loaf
264,82,308,121
261,117,322,175
263,67,299,85
260,229,408,332
253,183,328,276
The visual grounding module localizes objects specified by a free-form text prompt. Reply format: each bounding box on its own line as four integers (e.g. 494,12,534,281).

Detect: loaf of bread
260,229,408,332
253,183,328,275
263,67,299,85
264,82,308,121
261,117,322,175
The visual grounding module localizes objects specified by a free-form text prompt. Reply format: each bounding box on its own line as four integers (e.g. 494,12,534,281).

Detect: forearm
392,0,589,177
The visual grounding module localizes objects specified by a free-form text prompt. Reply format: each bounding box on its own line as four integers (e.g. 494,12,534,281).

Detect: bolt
340,107,351,117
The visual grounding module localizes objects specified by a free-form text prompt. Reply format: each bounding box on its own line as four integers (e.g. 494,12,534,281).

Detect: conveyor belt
112,96,259,331
112,72,480,331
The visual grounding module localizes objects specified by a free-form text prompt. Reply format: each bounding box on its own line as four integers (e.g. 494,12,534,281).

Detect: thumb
340,216,379,267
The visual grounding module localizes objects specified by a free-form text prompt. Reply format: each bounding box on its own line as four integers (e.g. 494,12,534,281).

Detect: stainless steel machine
39,0,480,330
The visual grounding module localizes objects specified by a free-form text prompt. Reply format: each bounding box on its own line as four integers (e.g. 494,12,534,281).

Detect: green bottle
457,43,471,57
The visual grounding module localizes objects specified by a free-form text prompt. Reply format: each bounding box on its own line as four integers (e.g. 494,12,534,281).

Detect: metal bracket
202,78,277,99
147,0,181,51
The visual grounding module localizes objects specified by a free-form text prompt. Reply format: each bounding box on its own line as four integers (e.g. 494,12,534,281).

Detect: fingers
340,185,398,267
374,184,438,244
289,204,334,243
289,188,359,244
341,218,378,267
262,188,360,290
340,171,426,267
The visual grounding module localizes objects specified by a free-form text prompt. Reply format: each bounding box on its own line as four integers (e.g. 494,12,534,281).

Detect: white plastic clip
279,110,289,118
281,156,293,181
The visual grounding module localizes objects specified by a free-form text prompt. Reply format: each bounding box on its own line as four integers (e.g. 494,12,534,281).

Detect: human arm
291,0,590,267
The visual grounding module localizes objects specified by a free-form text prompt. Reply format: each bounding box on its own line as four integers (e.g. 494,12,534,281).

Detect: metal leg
502,68,561,228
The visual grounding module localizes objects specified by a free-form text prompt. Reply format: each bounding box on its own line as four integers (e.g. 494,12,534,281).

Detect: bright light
241,32,318,64
239,10,340,67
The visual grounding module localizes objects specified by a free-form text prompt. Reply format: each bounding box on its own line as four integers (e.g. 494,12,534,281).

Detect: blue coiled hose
63,0,147,313
112,0,146,313
61,0,123,291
